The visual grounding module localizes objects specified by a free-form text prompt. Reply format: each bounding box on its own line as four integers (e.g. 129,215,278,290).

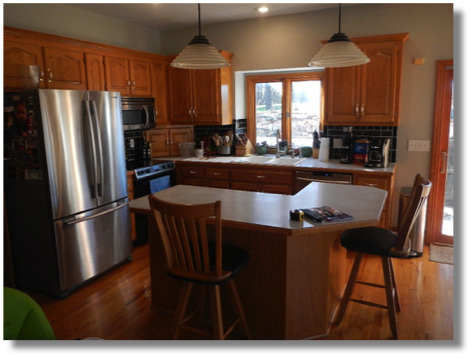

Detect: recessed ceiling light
256,6,269,13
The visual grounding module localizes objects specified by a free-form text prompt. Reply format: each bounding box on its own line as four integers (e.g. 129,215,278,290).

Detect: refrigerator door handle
64,202,128,225
84,100,99,199
90,100,104,197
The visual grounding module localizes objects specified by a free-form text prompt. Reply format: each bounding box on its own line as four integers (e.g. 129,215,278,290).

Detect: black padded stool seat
335,174,432,340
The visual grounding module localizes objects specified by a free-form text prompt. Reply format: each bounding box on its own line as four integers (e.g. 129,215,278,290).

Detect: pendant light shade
170,4,229,70
309,4,369,68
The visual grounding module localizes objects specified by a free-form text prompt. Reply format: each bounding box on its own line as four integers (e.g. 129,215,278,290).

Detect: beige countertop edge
155,156,396,175
129,183,387,235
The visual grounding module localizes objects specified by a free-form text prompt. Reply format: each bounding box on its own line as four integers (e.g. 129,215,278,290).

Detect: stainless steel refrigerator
5,89,132,298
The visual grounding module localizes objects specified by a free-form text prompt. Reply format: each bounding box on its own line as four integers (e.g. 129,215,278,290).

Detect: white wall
3,3,454,226
3,3,161,53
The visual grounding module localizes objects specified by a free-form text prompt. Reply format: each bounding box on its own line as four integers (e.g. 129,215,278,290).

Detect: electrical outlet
407,140,431,152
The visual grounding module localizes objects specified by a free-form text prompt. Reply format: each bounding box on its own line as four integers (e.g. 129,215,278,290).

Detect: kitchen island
129,182,387,339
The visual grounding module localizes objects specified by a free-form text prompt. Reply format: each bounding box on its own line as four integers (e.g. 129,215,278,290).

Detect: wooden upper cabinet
151,62,169,124
85,53,105,91
4,40,46,90
104,56,152,97
167,51,233,125
43,47,87,90
324,33,409,126
146,126,193,157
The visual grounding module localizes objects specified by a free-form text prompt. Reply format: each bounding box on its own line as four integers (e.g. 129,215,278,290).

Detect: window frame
246,72,323,149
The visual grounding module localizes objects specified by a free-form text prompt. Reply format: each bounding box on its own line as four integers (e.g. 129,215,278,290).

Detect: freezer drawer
54,200,132,292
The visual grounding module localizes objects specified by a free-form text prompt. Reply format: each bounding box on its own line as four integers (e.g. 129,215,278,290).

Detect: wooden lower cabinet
353,173,393,229
126,171,137,241
176,163,293,195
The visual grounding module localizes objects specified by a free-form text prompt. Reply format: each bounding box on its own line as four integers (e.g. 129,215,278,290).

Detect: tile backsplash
193,119,247,154
323,125,397,163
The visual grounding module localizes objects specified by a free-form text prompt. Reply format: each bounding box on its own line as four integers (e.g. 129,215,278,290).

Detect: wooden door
151,62,169,124
325,65,360,124
193,69,220,124
104,56,130,96
43,47,87,90
359,41,399,124
427,60,454,245
169,127,193,156
4,40,45,90
85,53,105,91
168,67,193,123
130,60,151,97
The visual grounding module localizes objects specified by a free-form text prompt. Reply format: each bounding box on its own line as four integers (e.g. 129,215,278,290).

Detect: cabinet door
325,66,361,123
193,69,220,124
130,60,152,97
146,129,169,158
85,53,105,91
359,41,400,124
104,56,130,96
168,67,193,123
43,47,87,90
169,127,193,156
151,62,169,124
4,40,45,90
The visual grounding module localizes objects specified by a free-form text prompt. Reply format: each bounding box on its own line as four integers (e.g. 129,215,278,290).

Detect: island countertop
130,182,387,339
129,182,387,235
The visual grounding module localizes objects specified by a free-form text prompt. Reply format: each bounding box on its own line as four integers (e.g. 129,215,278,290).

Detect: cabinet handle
256,175,265,179
127,80,131,87
189,171,197,174
193,107,197,116
212,172,221,176
132,80,136,87
364,183,378,187
188,107,192,116
355,104,359,115
170,139,173,145
39,70,44,82
361,104,365,115
165,138,169,145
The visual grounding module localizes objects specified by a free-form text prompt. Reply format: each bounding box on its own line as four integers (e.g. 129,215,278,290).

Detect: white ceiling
67,3,347,31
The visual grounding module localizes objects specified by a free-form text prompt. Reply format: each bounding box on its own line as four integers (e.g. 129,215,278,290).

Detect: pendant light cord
198,3,201,36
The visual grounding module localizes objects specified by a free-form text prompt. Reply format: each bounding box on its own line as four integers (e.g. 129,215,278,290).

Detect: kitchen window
246,72,322,148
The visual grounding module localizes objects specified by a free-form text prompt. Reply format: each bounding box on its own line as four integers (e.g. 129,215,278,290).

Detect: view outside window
291,80,321,147
254,79,321,147
443,82,454,236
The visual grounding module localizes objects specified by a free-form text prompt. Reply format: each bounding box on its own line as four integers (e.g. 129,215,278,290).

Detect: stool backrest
148,195,228,283
395,174,432,253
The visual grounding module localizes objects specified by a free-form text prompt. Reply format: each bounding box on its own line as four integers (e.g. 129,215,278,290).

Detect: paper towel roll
319,138,330,162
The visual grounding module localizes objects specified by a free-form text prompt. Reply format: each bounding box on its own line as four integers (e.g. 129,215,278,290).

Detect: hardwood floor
20,242,453,340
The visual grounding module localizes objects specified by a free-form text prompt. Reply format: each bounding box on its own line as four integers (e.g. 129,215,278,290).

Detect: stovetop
134,161,175,180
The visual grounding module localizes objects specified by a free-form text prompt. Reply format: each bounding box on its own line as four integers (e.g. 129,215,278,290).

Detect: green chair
3,287,56,340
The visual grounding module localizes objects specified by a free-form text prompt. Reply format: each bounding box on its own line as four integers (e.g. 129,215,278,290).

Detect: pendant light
309,4,370,68
170,3,229,70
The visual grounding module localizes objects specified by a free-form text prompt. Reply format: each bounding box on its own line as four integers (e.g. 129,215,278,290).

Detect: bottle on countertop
312,130,321,159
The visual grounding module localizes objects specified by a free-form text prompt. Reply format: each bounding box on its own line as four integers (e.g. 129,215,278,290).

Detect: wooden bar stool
148,195,252,340
334,174,431,339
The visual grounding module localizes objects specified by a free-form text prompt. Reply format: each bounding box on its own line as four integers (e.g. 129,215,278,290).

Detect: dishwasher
295,171,352,192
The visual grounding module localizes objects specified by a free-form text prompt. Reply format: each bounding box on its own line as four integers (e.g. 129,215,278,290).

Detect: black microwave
121,97,156,130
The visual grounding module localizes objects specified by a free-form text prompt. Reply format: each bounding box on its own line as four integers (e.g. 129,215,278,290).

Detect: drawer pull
189,171,197,174
365,183,378,187
212,172,222,176
256,175,265,179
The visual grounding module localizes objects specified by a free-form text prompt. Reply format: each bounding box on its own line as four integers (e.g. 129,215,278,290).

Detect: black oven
133,161,176,244
121,97,156,130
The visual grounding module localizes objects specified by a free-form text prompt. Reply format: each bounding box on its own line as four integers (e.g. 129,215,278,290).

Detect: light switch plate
407,140,431,151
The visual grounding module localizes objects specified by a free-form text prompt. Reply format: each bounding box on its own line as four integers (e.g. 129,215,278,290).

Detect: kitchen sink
266,158,306,166
230,156,273,164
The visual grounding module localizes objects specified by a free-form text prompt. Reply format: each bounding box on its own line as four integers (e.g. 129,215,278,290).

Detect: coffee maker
364,138,390,168
340,127,353,164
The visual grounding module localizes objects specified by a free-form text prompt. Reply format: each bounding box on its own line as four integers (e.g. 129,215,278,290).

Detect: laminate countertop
129,182,387,235
153,156,396,175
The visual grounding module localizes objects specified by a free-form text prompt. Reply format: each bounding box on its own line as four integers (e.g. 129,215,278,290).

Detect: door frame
426,59,453,245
